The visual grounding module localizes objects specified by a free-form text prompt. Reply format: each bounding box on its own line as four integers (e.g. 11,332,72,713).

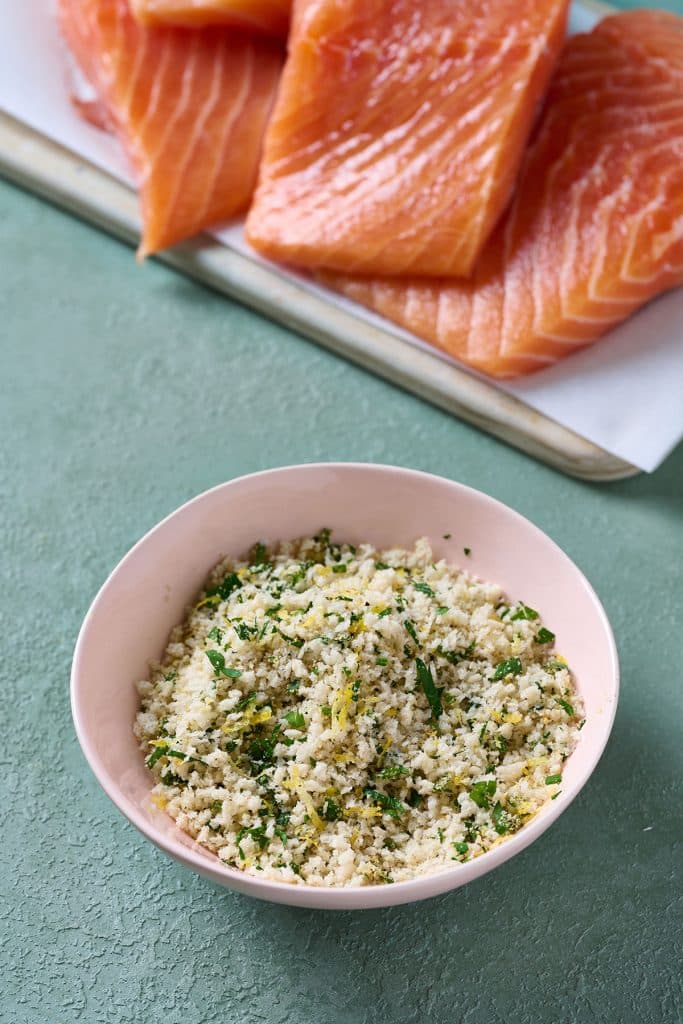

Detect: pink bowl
71,463,618,909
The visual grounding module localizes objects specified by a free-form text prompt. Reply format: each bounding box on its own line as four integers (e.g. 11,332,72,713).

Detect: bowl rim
71,462,619,909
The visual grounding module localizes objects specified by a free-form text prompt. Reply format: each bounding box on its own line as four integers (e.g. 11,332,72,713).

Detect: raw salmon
130,0,290,36
58,0,283,256
321,10,683,378
246,0,570,278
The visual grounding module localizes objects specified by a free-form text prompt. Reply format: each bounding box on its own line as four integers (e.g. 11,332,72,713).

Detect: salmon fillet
246,0,570,278
58,0,283,256
321,10,683,378
130,0,290,35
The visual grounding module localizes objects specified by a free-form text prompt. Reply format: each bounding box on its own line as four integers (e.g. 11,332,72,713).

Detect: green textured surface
607,0,682,8
1,177,682,1024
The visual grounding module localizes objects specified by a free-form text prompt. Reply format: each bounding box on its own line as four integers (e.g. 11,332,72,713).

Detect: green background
2,5,682,1004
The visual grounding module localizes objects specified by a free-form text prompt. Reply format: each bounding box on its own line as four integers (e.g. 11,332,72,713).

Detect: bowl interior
72,464,617,906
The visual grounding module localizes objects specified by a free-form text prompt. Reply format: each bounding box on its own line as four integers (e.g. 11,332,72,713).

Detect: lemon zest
251,708,273,725
348,805,381,819
283,766,324,830
331,683,355,734
333,752,355,764
523,756,547,776
222,702,272,734
516,801,536,819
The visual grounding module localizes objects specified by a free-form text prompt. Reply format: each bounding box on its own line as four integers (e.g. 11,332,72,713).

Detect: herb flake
469,779,496,809
416,658,443,721
206,650,242,678
492,657,523,681
510,604,539,622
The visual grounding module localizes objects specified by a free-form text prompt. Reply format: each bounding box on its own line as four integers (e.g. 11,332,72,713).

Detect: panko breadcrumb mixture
135,531,584,886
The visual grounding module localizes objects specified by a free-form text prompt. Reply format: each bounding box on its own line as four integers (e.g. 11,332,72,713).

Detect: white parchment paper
2,0,681,472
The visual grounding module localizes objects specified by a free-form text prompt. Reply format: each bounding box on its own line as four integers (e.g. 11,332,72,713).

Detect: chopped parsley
463,547,471,556
492,801,513,835
146,744,204,768
404,619,421,647
287,680,300,693
442,533,452,540
557,698,575,716
287,562,312,588
453,841,469,855
510,604,539,621
378,608,391,619
321,798,343,822
206,626,222,643
376,656,389,666
492,657,523,681
279,631,304,649
469,779,496,809
249,541,268,567
247,724,281,772
206,650,242,678
375,561,390,571
535,627,555,644
436,606,449,615
378,764,409,780
233,622,257,641
413,582,435,597
416,658,443,721
545,774,562,785
437,641,475,665
364,789,404,819
206,572,241,602
331,563,348,574
236,823,269,859
284,711,305,729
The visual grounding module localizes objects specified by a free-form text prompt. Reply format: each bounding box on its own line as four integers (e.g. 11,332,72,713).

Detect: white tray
0,109,639,482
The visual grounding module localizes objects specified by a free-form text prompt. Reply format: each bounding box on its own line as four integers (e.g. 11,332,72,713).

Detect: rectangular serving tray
0,107,639,482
